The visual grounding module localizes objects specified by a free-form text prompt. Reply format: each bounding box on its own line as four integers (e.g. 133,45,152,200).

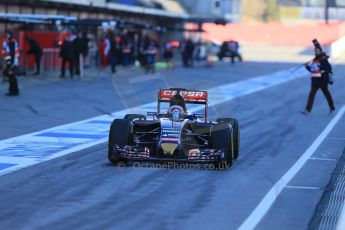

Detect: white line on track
326,137,345,140
285,185,322,190
309,157,337,161
238,105,345,230
0,156,36,165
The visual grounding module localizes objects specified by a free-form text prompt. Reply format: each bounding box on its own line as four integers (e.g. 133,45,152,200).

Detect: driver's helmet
170,94,187,112
168,105,185,122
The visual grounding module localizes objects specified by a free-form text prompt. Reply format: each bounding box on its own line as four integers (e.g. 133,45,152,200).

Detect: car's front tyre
108,119,132,165
210,123,234,170
216,118,240,160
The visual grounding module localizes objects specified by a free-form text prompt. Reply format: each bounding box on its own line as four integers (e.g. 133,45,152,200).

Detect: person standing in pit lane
2,30,20,96
25,36,43,76
121,35,133,67
185,38,195,67
301,45,335,115
104,31,120,76
59,38,75,78
143,38,158,74
180,38,188,67
72,32,82,76
228,40,242,64
163,40,174,69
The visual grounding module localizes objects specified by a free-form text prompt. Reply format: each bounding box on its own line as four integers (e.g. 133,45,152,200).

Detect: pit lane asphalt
0,59,344,230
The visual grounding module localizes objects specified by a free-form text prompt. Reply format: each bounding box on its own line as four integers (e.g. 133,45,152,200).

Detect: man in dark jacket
59,38,74,78
25,36,43,75
185,38,194,67
301,47,335,115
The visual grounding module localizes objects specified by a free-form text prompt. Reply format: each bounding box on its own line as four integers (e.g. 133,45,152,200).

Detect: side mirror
147,112,157,117
193,113,204,119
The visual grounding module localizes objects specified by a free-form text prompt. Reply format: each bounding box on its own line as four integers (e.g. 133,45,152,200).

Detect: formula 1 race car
108,88,240,169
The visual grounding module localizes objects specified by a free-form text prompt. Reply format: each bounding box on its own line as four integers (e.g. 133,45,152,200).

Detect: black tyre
210,123,234,169
124,114,146,121
108,119,132,164
216,118,240,160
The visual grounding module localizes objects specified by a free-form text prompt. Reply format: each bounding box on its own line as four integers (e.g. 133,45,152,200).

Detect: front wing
115,145,226,164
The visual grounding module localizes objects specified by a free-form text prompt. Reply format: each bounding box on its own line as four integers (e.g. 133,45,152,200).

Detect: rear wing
157,88,208,119
158,89,208,103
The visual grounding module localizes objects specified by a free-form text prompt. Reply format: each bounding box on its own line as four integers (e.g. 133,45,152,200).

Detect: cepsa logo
161,90,206,99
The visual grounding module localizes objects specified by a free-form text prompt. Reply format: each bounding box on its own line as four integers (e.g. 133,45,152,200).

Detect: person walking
25,36,43,75
301,45,335,115
2,30,19,96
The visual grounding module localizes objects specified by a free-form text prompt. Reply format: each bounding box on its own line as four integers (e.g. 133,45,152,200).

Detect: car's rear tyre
216,118,240,160
108,119,132,165
124,114,146,121
210,123,233,169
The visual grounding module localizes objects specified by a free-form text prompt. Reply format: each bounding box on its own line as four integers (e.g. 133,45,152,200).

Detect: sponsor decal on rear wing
158,89,208,103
